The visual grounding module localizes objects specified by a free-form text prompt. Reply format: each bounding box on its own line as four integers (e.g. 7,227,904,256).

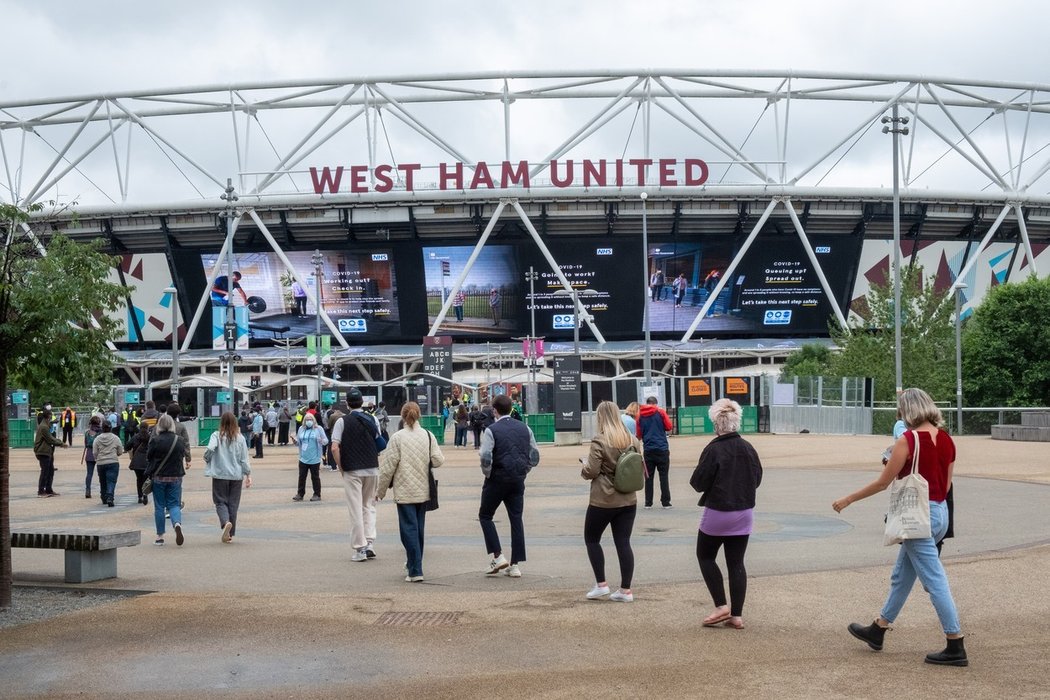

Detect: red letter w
310,167,344,194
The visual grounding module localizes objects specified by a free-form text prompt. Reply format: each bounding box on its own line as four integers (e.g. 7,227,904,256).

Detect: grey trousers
212,479,244,537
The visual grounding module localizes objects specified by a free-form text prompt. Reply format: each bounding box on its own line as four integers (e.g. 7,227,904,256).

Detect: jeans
212,478,244,536
479,477,526,564
454,426,467,447
880,500,961,634
584,504,636,589
98,462,119,503
397,503,428,578
340,471,377,550
297,461,321,497
85,461,96,494
454,305,464,321
36,454,56,494
152,480,183,537
643,449,671,507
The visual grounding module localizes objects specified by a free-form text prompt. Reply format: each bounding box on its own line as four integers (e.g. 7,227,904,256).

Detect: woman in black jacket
689,399,763,630
128,422,152,505
146,414,188,546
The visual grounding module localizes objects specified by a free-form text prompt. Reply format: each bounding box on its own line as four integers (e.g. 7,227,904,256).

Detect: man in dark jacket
332,387,382,562
637,396,674,509
478,395,540,578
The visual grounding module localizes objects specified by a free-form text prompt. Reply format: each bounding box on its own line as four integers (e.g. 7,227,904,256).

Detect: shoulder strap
909,430,921,475
153,434,179,475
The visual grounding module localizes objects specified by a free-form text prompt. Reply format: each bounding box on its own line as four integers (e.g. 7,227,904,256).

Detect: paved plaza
2,433,1049,698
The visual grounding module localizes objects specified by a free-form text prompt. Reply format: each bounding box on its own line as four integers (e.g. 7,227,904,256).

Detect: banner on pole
554,354,582,431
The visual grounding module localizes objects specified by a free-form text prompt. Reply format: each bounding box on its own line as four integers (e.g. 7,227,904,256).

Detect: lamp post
164,286,179,403
312,249,324,405
954,283,968,435
882,107,909,394
641,191,652,383
524,266,540,414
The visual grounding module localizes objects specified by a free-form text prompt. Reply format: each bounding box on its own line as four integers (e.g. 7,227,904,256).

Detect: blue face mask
304,421,315,429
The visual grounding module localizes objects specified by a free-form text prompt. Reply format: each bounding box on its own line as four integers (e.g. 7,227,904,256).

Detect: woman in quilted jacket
377,402,444,582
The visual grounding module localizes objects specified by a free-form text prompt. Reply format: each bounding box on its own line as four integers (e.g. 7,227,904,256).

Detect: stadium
3,70,1048,419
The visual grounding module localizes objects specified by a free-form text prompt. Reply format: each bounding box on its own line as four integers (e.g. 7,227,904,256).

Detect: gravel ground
0,587,142,630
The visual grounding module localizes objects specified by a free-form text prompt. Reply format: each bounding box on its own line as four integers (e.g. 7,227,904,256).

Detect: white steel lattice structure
3,70,1048,370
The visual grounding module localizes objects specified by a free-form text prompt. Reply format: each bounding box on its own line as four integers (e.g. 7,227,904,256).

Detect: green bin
419,415,445,445
524,414,555,443
8,419,35,448
676,407,713,435
741,405,758,434
198,417,221,446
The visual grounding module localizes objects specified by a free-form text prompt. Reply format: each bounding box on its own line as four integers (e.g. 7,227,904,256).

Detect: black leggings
584,504,636,589
696,533,749,617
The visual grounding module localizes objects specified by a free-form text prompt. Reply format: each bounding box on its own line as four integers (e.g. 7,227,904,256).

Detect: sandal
724,617,745,630
702,609,732,627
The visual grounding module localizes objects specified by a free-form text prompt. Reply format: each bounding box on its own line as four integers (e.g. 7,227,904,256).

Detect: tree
1,204,126,608
779,343,833,380
829,264,956,404
962,275,1050,407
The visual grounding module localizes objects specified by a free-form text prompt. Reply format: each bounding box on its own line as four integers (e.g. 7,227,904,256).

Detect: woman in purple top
689,398,763,630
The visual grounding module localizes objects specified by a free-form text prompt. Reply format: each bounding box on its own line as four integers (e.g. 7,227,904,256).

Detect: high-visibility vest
61,409,76,427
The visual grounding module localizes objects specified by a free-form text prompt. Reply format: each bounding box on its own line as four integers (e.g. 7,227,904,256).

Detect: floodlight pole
313,249,324,406
221,179,238,414
641,191,652,382
883,106,909,394
164,286,179,402
525,267,539,415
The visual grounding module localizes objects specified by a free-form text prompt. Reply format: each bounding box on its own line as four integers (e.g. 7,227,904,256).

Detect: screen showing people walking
422,245,521,337
647,233,860,335
199,249,401,342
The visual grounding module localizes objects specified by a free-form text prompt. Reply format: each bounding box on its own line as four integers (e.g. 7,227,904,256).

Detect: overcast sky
4,0,1047,99
4,1,1050,206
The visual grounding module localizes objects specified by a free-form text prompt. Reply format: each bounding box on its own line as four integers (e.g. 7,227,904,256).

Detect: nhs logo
815,246,831,254
371,253,389,261
763,309,793,326
596,248,613,256
553,314,576,330
338,318,368,333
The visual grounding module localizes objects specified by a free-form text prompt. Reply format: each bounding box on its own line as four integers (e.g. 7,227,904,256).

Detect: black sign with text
422,335,453,385
554,354,582,431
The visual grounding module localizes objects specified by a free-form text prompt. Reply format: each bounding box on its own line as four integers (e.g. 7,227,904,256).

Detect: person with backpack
82,415,103,500
580,401,644,603
690,398,763,630
469,404,486,449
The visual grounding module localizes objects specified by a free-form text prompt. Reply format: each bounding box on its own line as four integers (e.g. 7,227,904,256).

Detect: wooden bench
11,528,141,583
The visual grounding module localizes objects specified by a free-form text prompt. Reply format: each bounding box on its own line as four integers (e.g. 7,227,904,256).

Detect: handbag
424,431,439,511
354,412,387,452
143,435,179,496
883,430,932,546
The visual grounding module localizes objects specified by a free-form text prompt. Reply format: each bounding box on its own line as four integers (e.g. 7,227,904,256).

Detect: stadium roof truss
2,70,1048,355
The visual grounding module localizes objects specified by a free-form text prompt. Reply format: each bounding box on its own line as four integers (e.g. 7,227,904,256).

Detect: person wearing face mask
292,412,329,502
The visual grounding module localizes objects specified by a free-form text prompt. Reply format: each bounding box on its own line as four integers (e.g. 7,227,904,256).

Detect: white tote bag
883,431,932,546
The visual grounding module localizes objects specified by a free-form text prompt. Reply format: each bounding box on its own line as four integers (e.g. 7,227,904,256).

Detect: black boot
848,620,888,651
925,637,968,667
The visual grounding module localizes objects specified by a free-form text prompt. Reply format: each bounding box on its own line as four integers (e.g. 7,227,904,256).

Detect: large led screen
199,249,400,343
648,233,861,335
522,238,645,340
423,245,521,337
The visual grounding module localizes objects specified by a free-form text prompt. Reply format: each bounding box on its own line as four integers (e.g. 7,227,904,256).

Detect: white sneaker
610,589,634,603
486,553,509,574
505,564,522,578
404,575,424,583
351,548,369,562
586,584,611,600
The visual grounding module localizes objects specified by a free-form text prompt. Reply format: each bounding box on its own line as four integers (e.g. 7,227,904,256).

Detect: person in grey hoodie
203,411,252,543
91,422,125,507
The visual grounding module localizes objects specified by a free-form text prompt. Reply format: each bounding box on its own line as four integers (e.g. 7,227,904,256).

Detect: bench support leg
64,549,117,583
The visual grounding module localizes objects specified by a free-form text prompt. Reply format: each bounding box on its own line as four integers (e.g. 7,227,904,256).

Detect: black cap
347,387,363,408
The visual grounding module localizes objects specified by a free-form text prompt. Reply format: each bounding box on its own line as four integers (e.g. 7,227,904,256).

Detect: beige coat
581,432,643,508
378,425,444,504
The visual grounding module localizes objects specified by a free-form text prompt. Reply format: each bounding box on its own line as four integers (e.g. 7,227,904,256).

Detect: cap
347,387,363,402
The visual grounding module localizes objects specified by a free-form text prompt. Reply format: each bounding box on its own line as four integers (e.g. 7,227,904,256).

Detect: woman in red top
832,388,967,667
